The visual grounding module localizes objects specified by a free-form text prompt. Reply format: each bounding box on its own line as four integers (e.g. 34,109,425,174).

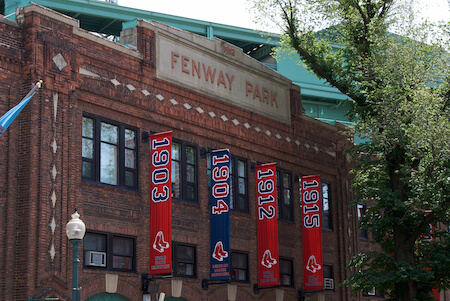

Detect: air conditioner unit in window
368,287,376,296
85,251,106,267
324,278,334,290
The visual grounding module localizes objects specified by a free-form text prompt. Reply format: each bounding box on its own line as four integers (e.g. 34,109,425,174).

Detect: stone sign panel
154,24,291,124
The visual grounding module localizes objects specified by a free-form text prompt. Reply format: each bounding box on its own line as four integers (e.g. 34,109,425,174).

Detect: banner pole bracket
141,273,173,293
201,279,231,290
253,283,282,294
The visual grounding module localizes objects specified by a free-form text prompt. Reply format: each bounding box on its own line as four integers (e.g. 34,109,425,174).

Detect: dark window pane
113,256,132,270
125,149,135,168
100,143,117,185
323,265,333,278
281,274,291,285
82,117,94,138
177,245,194,261
283,172,290,187
187,184,195,201
82,138,93,159
172,162,181,198
237,160,245,177
232,268,247,281
125,171,134,187
284,189,291,205
172,143,181,198
230,176,234,209
231,252,248,281
172,143,180,160
232,253,246,268
238,177,246,194
113,237,133,256
279,259,293,286
186,146,195,164
100,122,118,144
278,171,293,221
177,262,194,276
186,164,195,183
125,129,135,149
238,196,246,211
84,233,106,252
174,244,196,277
82,161,92,178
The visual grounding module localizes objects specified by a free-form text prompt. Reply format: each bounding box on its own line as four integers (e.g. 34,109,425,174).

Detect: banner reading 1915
149,131,172,275
301,175,323,290
210,149,231,281
256,163,280,287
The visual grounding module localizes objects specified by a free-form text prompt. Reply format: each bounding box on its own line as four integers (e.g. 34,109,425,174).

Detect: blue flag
0,81,42,136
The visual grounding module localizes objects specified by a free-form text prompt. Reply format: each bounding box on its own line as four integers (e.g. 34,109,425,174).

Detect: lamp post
66,210,86,301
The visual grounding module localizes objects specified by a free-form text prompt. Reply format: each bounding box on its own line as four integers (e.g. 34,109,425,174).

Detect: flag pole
0,80,43,136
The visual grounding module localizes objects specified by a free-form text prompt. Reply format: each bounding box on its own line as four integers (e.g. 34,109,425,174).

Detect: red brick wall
0,6,360,301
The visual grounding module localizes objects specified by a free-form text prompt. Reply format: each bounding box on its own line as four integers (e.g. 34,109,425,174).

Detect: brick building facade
0,5,368,301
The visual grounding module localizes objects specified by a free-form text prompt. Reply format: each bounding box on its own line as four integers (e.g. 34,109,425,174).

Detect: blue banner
209,149,231,281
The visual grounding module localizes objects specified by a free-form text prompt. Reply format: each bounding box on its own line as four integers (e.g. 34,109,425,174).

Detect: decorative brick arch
80,275,141,301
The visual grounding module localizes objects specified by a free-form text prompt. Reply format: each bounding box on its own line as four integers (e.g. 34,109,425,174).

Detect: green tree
250,0,450,300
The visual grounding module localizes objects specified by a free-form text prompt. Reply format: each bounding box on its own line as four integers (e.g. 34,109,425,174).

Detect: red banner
301,175,323,290
149,131,172,275
256,163,279,287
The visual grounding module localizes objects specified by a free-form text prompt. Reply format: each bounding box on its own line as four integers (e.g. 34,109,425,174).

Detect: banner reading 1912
256,163,280,287
210,149,231,281
301,175,323,290
149,131,172,275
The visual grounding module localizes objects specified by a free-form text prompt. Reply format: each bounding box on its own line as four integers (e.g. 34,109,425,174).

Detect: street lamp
66,209,86,301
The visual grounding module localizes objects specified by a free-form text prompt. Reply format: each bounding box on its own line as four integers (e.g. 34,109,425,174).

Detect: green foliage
251,0,450,300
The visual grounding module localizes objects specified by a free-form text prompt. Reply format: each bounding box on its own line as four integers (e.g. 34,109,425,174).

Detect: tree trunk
389,148,418,300
393,226,418,300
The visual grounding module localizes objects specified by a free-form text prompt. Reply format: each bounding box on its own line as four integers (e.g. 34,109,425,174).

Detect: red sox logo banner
256,163,280,287
301,175,323,290
209,149,231,281
149,131,172,275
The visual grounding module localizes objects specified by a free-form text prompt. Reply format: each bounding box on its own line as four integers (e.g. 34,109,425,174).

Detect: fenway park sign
155,26,291,124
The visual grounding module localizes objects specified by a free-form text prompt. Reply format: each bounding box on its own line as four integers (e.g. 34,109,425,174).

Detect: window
323,264,334,290
279,258,293,286
172,141,197,203
357,203,368,239
231,251,248,282
230,158,249,213
84,232,135,272
207,155,249,213
322,182,332,230
277,170,293,221
82,115,138,189
173,243,196,277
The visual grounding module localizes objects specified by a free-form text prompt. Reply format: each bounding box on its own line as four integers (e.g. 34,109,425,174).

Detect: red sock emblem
212,241,228,261
153,231,170,253
261,249,277,268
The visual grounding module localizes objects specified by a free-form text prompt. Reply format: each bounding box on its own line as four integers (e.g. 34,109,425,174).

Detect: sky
116,0,450,33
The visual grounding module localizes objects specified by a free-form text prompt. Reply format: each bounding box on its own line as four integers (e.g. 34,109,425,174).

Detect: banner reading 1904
149,131,172,275
210,149,231,281
301,175,323,291
256,163,279,287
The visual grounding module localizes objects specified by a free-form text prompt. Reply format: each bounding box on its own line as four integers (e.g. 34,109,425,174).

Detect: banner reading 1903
210,149,231,281
149,131,172,275
256,163,280,287
301,175,323,291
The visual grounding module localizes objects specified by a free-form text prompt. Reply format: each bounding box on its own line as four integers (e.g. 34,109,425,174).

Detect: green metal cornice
4,0,279,47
